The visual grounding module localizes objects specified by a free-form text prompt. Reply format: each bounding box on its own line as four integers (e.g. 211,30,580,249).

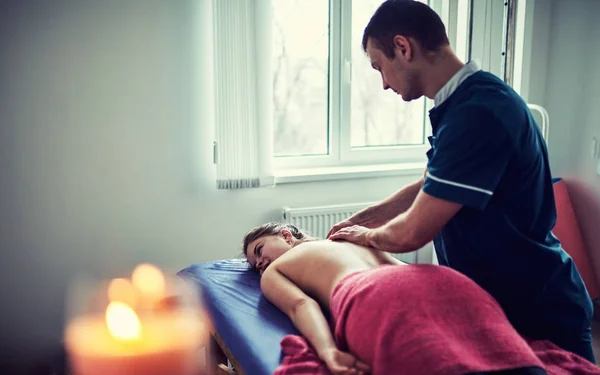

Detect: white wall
522,0,600,182
527,0,600,211
543,0,600,275
7,0,599,371
539,0,595,177
520,0,600,298
0,1,426,371
566,0,600,188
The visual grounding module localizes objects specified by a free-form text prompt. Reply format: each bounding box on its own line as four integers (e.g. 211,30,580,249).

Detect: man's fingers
326,225,338,238
328,231,348,241
328,223,347,238
327,220,355,239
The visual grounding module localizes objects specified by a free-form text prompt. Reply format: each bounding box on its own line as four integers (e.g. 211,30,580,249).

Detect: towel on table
274,264,599,375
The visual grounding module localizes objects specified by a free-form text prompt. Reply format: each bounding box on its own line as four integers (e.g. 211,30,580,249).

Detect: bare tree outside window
272,0,427,159
350,0,426,148
272,0,329,157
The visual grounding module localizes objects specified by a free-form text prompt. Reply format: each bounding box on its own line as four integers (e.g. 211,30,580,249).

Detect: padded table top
178,258,299,375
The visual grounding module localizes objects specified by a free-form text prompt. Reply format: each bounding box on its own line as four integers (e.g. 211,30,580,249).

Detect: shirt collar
433,61,481,107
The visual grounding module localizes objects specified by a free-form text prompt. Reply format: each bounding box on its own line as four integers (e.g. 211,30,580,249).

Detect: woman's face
246,230,294,275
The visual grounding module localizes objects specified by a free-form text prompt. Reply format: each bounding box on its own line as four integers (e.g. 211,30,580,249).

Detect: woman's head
243,222,310,275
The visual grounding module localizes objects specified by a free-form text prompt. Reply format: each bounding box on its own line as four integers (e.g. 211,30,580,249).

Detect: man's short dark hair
362,0,450,59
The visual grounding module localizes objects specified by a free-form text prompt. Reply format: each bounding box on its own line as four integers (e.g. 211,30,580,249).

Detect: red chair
552,178,600,300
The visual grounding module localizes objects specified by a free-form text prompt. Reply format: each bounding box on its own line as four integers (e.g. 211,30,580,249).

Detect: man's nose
383,79,390,90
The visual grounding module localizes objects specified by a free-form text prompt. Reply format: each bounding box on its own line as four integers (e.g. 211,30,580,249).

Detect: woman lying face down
241,222,574,375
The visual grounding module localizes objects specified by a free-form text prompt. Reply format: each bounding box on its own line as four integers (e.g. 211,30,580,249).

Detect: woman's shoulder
271,240,333,268
294,239,331,250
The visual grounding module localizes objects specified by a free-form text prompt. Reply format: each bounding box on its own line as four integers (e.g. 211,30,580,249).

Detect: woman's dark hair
242,222,311,257
362,0,450,59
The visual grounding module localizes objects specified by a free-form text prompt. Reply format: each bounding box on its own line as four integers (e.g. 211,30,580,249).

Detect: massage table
177,259,300,375
177,178,600,375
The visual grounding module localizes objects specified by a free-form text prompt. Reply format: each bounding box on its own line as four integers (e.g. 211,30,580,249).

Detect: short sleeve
423,107,513,210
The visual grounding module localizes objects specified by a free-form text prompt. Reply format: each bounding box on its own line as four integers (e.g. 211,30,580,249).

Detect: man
328,0,595,363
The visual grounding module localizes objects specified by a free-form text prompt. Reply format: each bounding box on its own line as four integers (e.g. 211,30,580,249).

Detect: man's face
366,38,423,102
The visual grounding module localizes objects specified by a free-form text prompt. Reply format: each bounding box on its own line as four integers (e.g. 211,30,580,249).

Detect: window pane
272,0,329,157
469,0,506,79
350,0,426,148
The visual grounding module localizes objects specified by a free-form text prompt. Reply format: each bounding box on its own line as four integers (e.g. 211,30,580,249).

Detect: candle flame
106,301,142,341
132,263,166,301
107,278,137,308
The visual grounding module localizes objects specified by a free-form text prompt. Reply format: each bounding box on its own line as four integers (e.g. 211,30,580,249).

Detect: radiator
281,203,418,264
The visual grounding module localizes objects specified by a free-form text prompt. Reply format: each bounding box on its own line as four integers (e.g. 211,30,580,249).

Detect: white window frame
272,0,505,178
337,0,433,167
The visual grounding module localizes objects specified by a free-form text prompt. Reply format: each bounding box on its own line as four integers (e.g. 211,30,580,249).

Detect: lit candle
65,264,206,375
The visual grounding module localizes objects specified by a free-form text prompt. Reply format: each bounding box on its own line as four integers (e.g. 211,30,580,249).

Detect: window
211,0,528,186
271,0,330,158
272,0,435,172
349,0,426,150
270,0,518,176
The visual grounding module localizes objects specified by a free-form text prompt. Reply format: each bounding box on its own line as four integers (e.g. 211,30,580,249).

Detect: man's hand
327,176,425,240
328,225,373,247
327,219,355,239
319,347,371,375
327,216,383,239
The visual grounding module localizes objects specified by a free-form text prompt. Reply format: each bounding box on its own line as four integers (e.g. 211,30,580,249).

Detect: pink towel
273,265,600,375
273,335,331,375
273,337,600,375
528,339,600,375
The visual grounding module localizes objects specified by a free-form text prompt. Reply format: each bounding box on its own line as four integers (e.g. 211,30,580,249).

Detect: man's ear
393,35,413,61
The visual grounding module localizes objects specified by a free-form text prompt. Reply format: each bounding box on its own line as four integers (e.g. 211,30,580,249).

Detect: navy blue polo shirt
423,70,593,341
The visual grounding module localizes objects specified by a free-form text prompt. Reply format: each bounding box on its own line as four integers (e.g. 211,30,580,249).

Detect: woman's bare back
269,240,405,310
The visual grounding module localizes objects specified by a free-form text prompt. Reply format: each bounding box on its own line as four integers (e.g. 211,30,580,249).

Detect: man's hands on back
326,216,380,239
327,174,426,240
327,224,373,247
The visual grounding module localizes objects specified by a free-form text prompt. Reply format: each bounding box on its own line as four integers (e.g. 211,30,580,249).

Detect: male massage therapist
327,0,595,363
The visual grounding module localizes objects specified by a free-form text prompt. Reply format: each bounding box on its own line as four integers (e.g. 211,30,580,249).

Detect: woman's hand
319,347,371,375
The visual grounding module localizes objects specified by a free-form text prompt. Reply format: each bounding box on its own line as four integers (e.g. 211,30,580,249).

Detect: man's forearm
366,189,463,254
291,299,338,359
367,212,421,254
354,176,424,227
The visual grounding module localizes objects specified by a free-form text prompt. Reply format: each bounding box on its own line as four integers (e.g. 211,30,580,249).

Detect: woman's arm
260,266,336,360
